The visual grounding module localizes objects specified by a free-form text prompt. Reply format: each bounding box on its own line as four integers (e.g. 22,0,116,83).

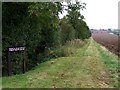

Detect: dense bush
60,17,75,45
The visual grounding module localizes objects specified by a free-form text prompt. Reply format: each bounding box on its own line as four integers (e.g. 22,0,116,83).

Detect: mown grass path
2,38,118,88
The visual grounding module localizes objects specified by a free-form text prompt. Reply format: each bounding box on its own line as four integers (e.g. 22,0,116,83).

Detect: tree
2,2,62,75
2,1,91,76
60,16,75,45
65,1,91,39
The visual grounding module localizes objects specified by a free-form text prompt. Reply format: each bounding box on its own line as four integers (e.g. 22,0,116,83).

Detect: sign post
8,47,26,76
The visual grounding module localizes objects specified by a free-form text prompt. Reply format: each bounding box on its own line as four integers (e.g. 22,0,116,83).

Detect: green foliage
2,2,32,75
76,19,91,39
2,1,91,76
60,17,75,45
66,1,91,39
2,2,62,75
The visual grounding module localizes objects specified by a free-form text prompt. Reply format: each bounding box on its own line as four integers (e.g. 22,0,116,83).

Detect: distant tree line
2,1,91,75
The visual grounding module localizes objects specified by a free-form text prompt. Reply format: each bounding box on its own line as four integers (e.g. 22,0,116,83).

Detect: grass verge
2,38,119,88
2,39,90,88
94,40,119,87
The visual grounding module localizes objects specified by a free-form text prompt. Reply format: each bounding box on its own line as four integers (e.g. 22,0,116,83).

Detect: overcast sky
81,0,119,29
59,0,119,29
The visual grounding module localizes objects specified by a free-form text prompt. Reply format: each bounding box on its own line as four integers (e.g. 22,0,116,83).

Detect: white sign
9,47,25,52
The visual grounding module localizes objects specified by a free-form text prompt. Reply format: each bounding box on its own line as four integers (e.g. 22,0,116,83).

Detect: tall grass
46,39,86,58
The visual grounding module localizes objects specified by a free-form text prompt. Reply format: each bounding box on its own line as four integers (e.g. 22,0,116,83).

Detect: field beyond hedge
2,38,119,88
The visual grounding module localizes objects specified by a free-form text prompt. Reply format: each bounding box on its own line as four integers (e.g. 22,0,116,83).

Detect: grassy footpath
2,38,119,88
94,40,119,87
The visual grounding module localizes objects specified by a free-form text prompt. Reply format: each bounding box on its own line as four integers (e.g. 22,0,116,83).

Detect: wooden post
23,50,27,73
7,51,12,76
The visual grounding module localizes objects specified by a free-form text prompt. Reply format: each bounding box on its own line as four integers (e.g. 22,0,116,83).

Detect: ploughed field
92,30,120,57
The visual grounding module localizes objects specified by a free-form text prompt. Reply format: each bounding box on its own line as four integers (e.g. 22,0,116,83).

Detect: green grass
2,38,119,88
94,40,119,87
2,39,90,88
